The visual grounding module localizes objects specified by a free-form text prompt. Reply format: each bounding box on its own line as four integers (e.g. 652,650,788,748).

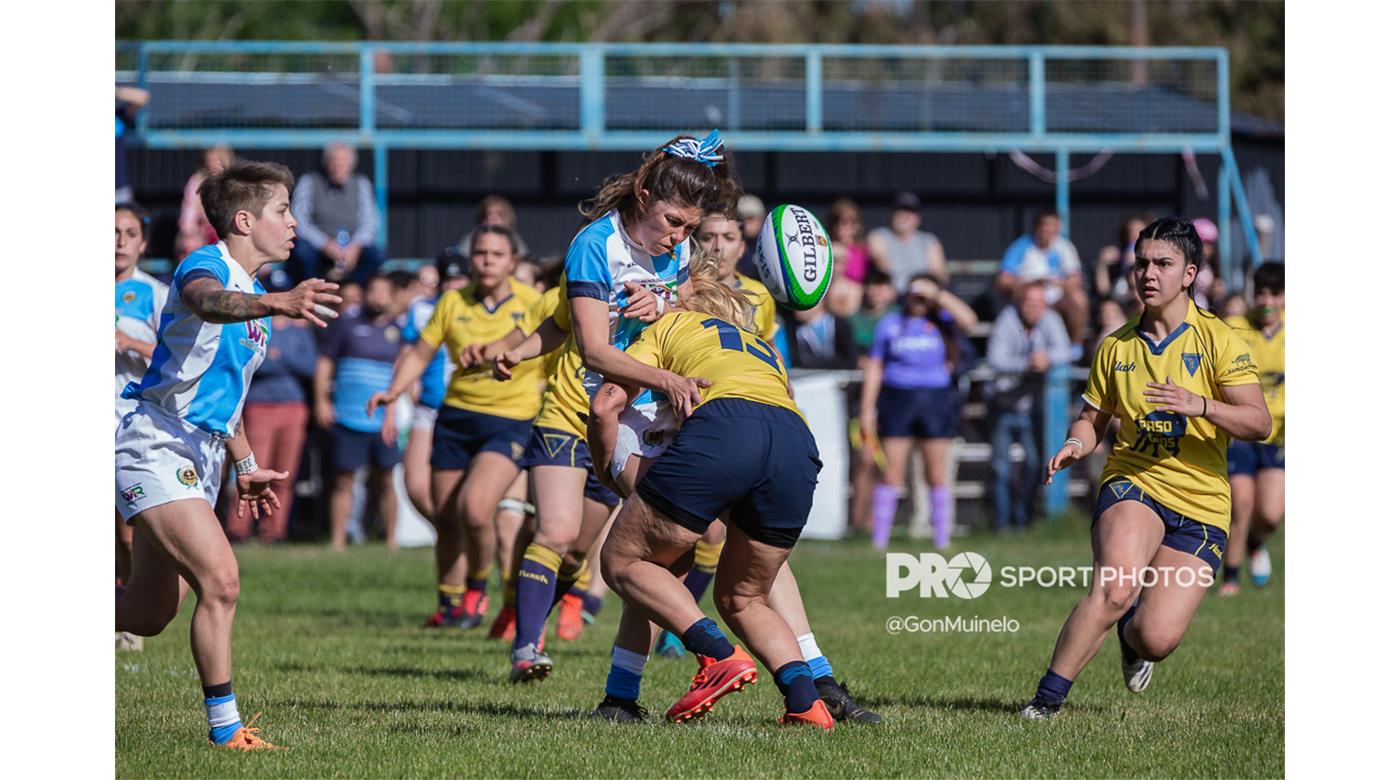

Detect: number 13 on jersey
702,318,783,375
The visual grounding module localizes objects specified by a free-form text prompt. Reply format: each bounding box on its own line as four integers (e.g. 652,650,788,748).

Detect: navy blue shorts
637,398,821,549
1093,480,1228,573
430,405,532,471
877,385,960,439
522,426,620,508
329,423,402,472
1226,440,1285,476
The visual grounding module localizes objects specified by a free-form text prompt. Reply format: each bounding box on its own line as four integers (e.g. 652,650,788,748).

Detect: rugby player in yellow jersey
587,252,881,725
592,273,835,729
1221,262,1285,595
648,209,785,660
462,282,625,678
367,225,550,629
1021,217,1272,719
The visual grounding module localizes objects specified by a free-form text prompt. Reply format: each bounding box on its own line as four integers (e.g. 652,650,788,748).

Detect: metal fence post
359,45,375,137
1029,50,1045,137
374,142,389,250
1056,147,1070,234
580,47,604,143
135,43,150,137
1042,362,1070,517
805,50,822,133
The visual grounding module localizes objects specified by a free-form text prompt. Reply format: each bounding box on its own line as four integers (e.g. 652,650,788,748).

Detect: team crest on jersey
120,483,146,504
121,290,137,304
1109,481,1135,500
512,311,525,323
643,428,665,447
1181,353,1201,377
384,326,400,344
176,466,199,487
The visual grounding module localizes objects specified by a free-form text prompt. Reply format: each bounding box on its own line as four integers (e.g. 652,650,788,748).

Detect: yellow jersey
734,274,778,343
1084,302,1259,532
536,286,566,383
418,277,548,420
624,310,799,417
1225,314,1284,446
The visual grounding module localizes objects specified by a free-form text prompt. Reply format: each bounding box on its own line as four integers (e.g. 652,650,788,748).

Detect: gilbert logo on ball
754,204,833,311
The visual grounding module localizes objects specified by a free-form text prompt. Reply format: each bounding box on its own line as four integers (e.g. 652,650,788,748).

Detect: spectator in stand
1094,213,1149,307
996,209,1090,348
828,198,871,283
986,280,1072,532
458,195,530,257
735,193,766,278
867,191,948,292
781,296,859,371
1191,218,1228,308
849,269,898,354
1218,292,1247,319
860,276,978,550
224,268,318,544
115,86,150,204
1095,298,1128,350
315,273,404,550
176,145,236,261
290,142,385,290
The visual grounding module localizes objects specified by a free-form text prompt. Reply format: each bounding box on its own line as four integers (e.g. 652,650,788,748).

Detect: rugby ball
754,204,833,311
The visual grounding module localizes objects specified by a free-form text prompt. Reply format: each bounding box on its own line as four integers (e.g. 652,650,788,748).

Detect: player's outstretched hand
236,468,288,520
621,282,663,322
1044,443,1081,485
273,278,343,328
493,350,522,381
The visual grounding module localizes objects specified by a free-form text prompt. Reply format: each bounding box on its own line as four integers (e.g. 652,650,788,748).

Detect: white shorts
116,401,228,522
412,403,438,432
611,400,677,479
115,394,139,436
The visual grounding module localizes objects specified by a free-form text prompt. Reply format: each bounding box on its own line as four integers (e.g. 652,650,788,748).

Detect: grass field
116,515,1284,777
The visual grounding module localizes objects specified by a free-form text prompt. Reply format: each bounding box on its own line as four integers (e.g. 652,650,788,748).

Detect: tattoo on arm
182,278,275,323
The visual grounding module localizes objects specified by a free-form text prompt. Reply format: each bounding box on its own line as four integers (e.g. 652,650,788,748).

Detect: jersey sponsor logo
1182,353,1202,377
511,441,525,462
1206,542,1224,560
384,326,400,344
240,319,270,354
1113,360,1136,372
511,311,525,323
121,290,137,304
1222,353,1257,377
120,483,146,504
643,428,666,447
1130,411,1186,458
176,466,199,487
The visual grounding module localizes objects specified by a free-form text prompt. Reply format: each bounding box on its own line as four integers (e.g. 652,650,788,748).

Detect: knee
531,525,574,556
713,590,759,621
599,544,628,593
559,550,586,575
1132,622,1182,662
1092,583,1137,618
200,568,241,611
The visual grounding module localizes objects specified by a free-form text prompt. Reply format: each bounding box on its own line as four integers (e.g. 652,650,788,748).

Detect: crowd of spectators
119,136,1258,547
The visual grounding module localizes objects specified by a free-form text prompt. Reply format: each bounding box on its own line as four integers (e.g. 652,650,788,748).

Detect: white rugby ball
753,204,833,311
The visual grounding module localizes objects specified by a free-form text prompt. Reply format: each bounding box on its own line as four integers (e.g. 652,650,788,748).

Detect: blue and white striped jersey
115,267,169,399
122,242,270,436
562,210,690,404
